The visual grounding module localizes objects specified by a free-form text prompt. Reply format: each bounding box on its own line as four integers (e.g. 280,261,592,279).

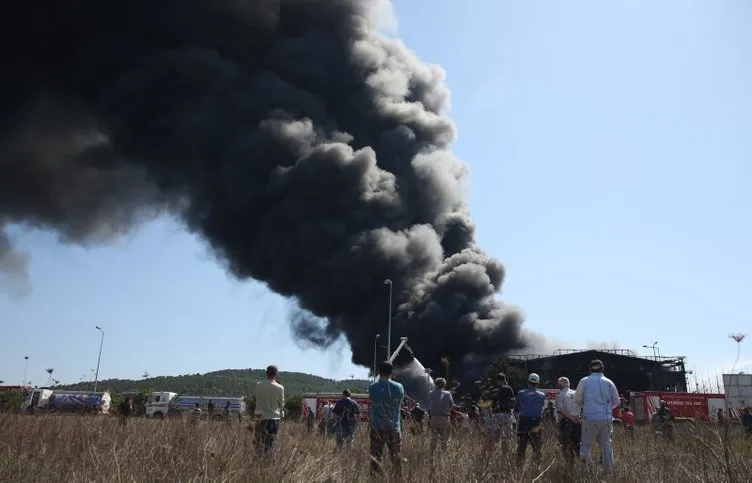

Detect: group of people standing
251,359,624,477
477,358,622,473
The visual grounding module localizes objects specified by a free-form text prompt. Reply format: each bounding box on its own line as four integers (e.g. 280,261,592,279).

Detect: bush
0,391,23,413
1,414,751,481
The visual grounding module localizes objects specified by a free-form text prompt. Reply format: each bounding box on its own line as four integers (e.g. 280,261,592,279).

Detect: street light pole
384,279,393,358
643,341,658,359
373,334,381,383
23,356,29,385
93,326,104,392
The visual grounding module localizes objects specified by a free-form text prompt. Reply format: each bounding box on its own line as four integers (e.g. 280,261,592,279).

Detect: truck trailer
145,391,245,419
21,389,111,414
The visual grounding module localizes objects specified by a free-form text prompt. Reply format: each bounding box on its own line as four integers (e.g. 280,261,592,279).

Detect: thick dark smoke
0,0,531,377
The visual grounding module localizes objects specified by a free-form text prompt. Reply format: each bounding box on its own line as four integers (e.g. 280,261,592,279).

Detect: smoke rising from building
0,0,532,376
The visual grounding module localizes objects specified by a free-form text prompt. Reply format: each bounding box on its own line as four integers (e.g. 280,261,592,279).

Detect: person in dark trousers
119,397,132,427
207,400,215,418
554,376,581,464
741,407,752,438
368,361,405,479
332,389,360,449
653,400,675,440
514,373,546,465
254,364,285,458
488,373,516,452
223,400,232,423
409,403,426,435
306,404,316,433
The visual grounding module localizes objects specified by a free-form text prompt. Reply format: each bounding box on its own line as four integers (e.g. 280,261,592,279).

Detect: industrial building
505,349,688,393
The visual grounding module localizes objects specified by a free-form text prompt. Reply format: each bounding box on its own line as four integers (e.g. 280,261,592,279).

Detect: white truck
21,389,112,414
145,391,246,419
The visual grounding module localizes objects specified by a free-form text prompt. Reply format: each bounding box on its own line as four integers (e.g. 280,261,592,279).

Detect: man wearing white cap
513,372,546,465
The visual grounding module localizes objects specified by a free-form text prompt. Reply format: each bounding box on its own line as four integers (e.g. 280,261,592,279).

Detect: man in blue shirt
332,389,360,449
574,359,621,473
514,372,546,465
368,361,404,478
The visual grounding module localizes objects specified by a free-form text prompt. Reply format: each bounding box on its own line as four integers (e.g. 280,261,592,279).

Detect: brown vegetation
0,414,750,482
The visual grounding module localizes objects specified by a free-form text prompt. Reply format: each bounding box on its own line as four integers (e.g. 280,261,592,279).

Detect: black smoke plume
0,0,531,377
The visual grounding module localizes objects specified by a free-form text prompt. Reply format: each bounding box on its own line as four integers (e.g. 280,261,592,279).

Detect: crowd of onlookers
251,360,752,478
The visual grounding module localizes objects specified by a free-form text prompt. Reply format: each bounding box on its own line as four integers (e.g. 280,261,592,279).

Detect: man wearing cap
574,359,620,473
555,376,581,464
513,373,546,465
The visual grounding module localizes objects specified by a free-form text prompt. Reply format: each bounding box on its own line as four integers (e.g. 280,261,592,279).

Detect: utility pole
93,326,104,392
373,334,380,383
23,356,29,385
384,279,393,358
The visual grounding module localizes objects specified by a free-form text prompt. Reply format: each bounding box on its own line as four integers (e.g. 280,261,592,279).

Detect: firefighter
653,400,674,440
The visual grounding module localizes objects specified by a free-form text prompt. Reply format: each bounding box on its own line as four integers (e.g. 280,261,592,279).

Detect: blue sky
2,0,750,389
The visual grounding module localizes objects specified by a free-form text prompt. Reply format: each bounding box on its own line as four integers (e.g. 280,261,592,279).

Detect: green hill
57,369,371,397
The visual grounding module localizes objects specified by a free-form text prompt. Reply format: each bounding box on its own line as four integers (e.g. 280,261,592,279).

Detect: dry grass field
0,414,750,482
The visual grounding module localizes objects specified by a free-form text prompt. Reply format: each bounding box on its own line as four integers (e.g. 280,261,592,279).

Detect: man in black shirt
487,373,516,450
118,397,132,427
332,389,361,449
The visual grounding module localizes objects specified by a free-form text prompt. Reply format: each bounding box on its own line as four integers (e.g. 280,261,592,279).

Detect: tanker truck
21,389,112,414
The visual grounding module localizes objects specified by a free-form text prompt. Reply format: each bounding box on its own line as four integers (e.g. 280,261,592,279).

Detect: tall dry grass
0,414,750,482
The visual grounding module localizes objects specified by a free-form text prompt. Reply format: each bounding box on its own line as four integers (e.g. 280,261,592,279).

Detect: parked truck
628,391,726,423
21,389,111,414
145,391,245,420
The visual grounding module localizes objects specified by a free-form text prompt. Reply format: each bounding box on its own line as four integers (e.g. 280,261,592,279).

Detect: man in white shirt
427,377,454,452
574,359,621,473
254,364,285,457
555,376,581,464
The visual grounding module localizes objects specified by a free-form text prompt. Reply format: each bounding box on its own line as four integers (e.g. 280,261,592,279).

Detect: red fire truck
628,391,726,423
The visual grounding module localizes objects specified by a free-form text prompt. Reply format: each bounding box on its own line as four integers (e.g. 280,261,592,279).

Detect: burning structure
506,349,689,393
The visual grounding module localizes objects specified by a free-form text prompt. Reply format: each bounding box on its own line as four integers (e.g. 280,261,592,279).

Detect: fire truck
629,391,726,423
